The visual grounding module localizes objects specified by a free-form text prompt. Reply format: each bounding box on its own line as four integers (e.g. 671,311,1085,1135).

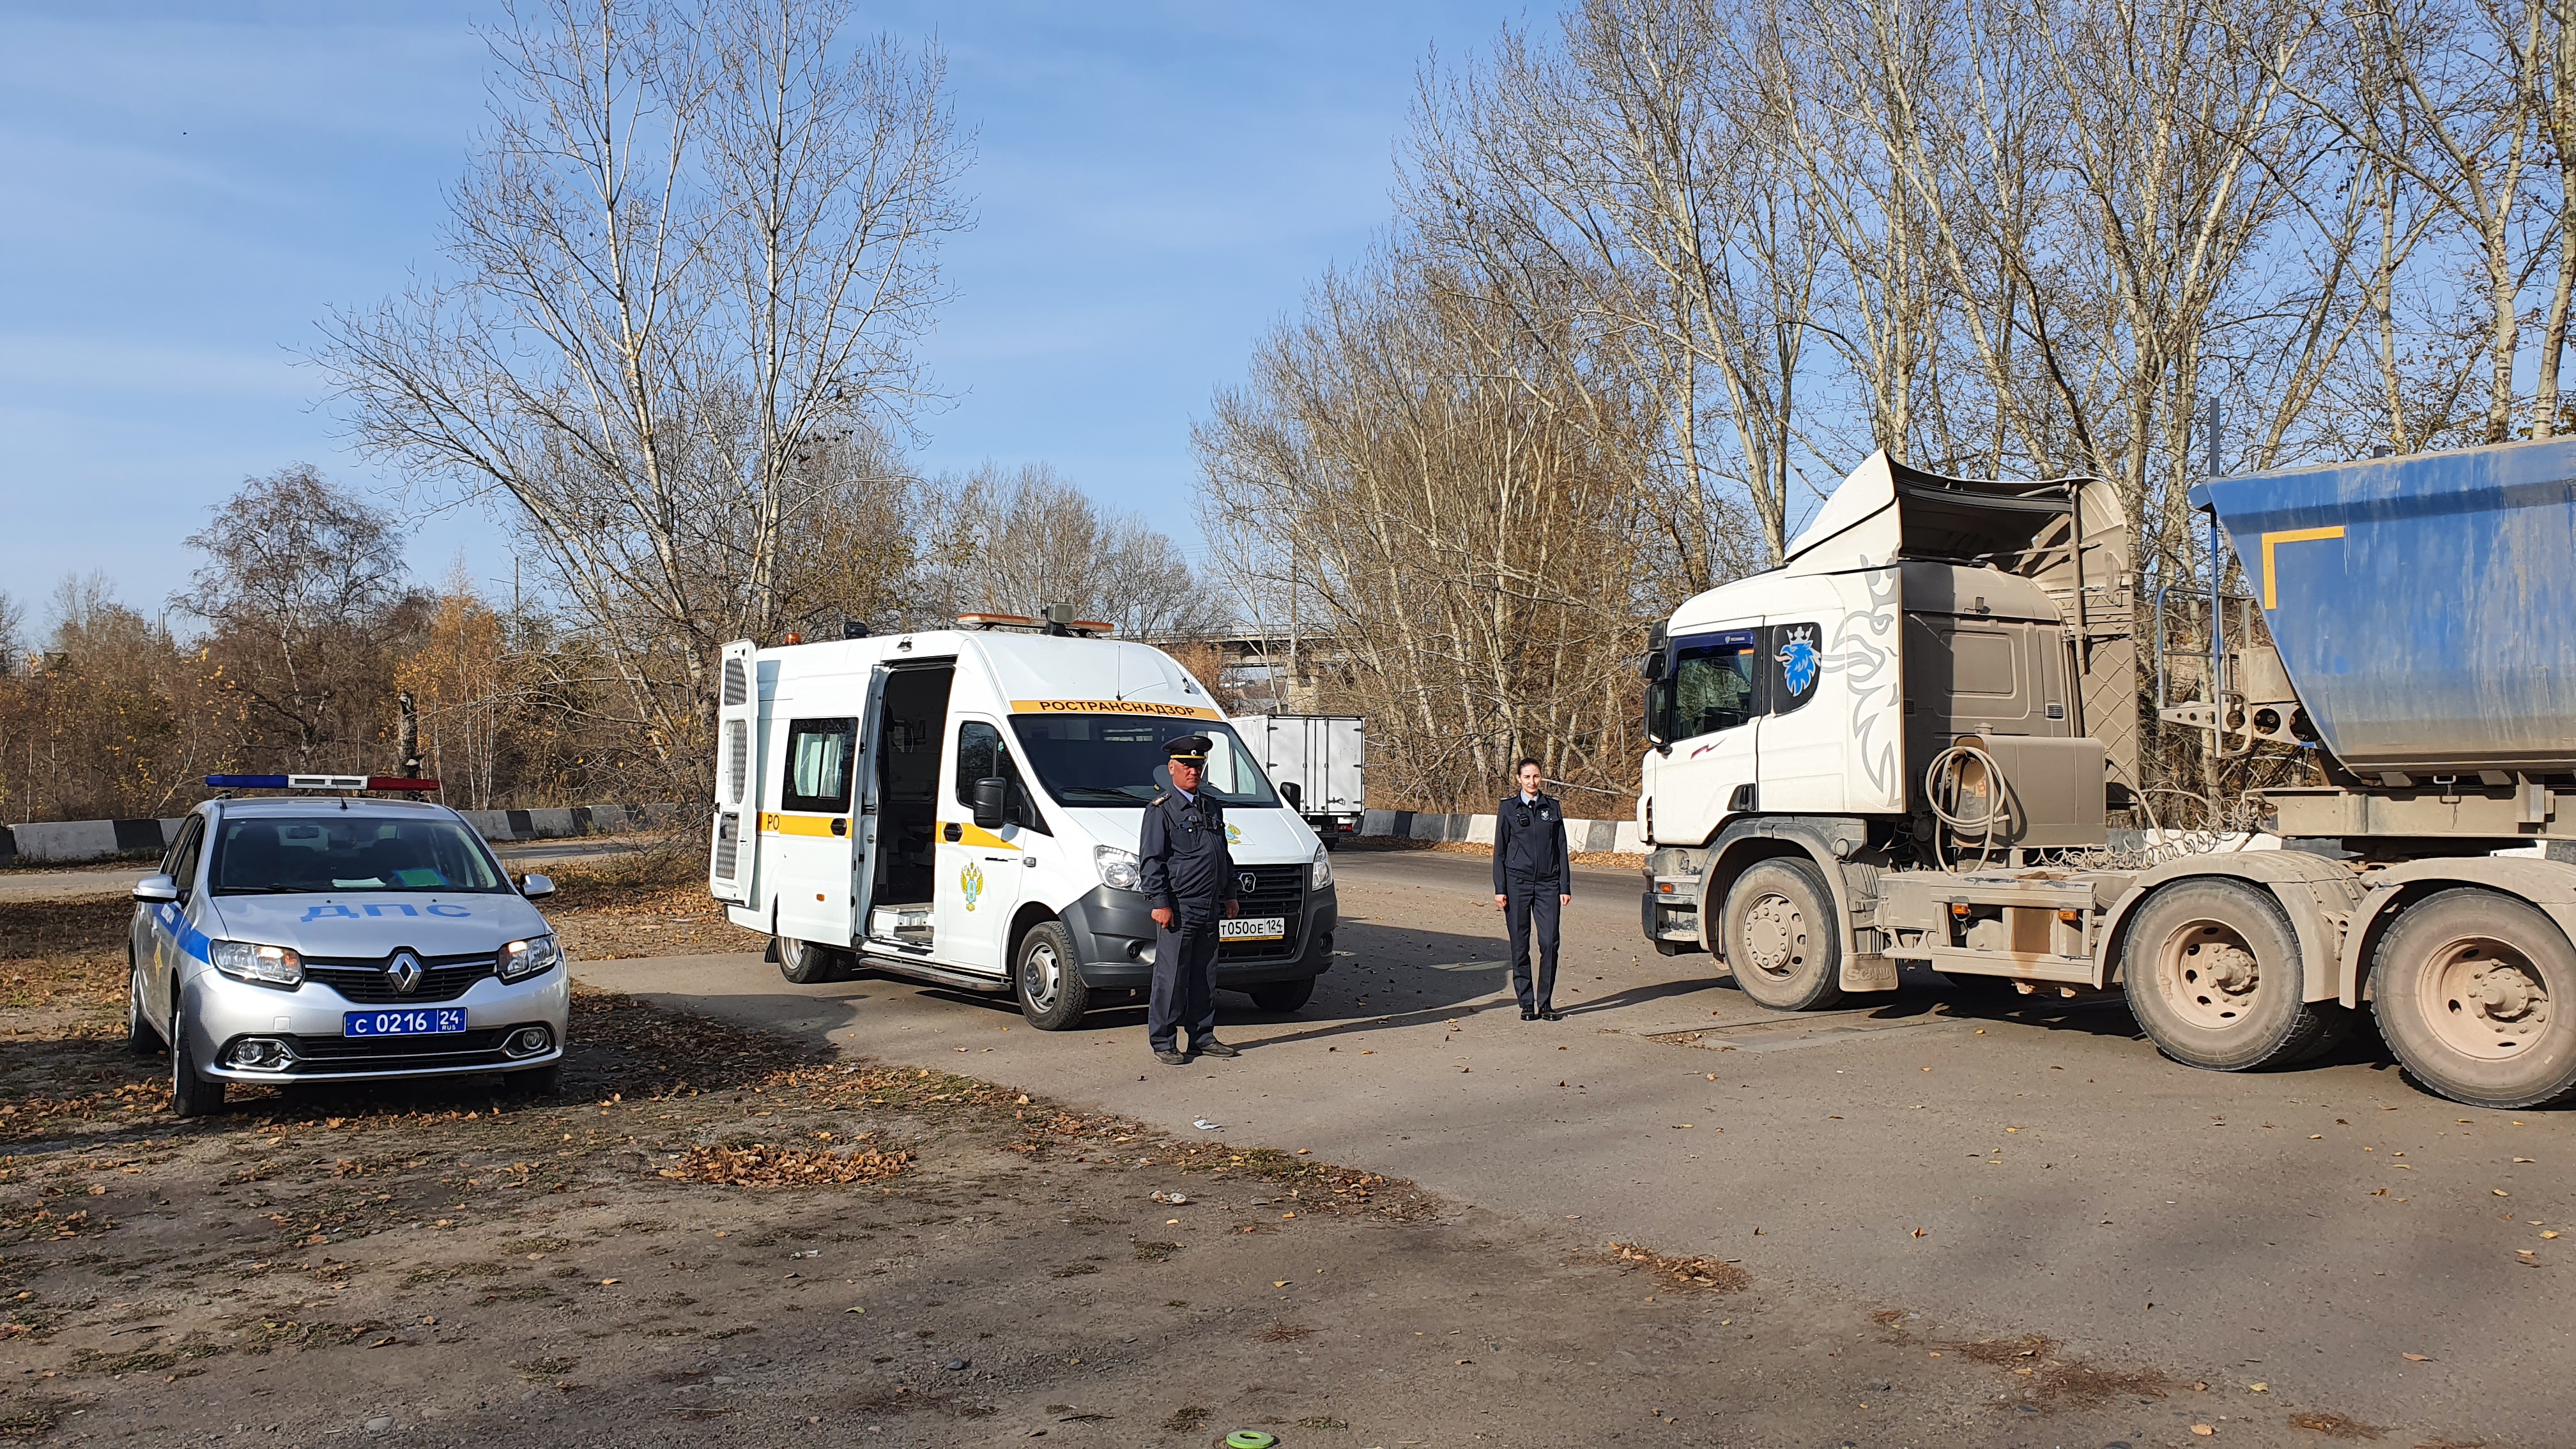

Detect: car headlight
210,940,302,989
1311,845,1333,890
500,933,562,982
1094,845,1142,892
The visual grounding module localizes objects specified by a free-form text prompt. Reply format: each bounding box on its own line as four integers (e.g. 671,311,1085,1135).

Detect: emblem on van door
388,951,425,995
960,861,985,912
1225,822,1242,845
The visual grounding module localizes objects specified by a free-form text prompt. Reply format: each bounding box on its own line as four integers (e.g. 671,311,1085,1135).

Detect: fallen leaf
1273,1281,1288,1287
2495,1189,2511,1197
1910,1228,1926,1238
2192,1425,2214,1436
2250,1382,2267,1392
2543,1231,2561,1239
2403,1353,2429,1361
845,1307,866,1315
2309,1135,2323,1140
599,1278,620,1286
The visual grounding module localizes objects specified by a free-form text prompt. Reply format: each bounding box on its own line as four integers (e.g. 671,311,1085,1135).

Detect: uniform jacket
1492,791,1571,893
1138,789,1238,917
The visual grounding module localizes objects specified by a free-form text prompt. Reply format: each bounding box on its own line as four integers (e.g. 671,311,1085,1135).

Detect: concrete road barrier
0,802,677,866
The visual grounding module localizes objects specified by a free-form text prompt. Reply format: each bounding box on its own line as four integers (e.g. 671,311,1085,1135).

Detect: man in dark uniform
1138,734,1242,1065
1491,758,1572,1021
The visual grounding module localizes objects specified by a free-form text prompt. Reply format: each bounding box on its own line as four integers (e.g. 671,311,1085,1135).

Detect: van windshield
209,816,512,896
1007,716,1279,809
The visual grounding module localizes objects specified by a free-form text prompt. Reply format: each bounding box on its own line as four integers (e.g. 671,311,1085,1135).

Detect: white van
707,615,1340,1029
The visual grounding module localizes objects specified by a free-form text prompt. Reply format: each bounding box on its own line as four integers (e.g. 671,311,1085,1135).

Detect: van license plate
1219,917,1286,942
344,1009,468,1038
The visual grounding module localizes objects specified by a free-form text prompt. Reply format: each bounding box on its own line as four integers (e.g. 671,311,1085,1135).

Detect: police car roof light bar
203,774,443,793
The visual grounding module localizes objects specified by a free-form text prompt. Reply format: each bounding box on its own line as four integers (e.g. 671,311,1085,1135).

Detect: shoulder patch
1149,793,1167,806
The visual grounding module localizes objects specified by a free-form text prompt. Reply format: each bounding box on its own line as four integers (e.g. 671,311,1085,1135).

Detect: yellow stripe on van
1010,698,1223,720
947,820,1016,850
758,813,847,838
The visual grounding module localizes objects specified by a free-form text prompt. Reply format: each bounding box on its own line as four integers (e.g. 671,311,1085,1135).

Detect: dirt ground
0,873,2397,1447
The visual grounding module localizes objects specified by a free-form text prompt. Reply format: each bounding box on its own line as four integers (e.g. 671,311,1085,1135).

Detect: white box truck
709,613,1340,1027
1230,714,1365,846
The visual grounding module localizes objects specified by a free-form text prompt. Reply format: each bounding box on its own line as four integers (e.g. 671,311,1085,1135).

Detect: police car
129,779,571,1117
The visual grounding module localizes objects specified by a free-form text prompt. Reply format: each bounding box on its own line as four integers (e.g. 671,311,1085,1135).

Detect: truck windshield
1007,716,1280,809
209,816,512,896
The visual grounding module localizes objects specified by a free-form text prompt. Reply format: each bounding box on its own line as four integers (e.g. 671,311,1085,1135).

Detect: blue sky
0,0,1551,632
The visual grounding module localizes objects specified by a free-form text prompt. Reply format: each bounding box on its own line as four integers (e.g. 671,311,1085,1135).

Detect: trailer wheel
2370,889,2576,1109
2123,879,2330,1071
1722,858,1843,1011
776,937,852,985
1015,922,1091,1031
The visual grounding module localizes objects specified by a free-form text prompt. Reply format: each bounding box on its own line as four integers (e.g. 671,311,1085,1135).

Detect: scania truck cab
1638,444,2576,1111
709,614,1338,1029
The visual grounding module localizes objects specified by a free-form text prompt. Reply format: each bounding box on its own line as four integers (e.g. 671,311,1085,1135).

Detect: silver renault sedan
128,796,571,1116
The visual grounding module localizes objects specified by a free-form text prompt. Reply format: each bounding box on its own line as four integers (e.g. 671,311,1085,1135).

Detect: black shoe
1154,1050,1188,1066
1193,1039,1240,1059
1519,1009,1539,1022
1539,1009,1563,1022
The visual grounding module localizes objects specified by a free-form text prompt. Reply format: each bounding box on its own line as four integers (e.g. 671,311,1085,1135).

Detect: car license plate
344,1008,467,1038
1219,916,1287,942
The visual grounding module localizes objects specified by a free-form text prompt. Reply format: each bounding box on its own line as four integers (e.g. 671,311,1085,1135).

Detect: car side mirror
521,873,556,900
1638,650,1667,682
972,777,1009,831
1280,781,1302,810
132,874,179,904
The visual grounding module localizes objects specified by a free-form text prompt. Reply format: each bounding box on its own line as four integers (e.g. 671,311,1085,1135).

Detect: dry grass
2287,1411,2386,1439
654,1139,913,1186
1608,1241,1751,1292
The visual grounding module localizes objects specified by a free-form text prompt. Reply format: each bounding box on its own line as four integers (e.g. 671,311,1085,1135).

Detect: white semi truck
1636,443,2576,1110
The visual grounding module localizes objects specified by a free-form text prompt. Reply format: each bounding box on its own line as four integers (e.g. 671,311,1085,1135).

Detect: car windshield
1007,716,1279,809
208,816,511,896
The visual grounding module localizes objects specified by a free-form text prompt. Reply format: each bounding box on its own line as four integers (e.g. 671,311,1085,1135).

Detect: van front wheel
1015,923,1091,1031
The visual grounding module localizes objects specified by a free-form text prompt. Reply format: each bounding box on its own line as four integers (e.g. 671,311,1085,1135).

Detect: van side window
1670,629,1761,738
954,721,1048,833
1765,622,1823,717
780,717,858,813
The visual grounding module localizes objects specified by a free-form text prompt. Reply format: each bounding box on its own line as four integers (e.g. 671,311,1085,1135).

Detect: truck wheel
1249,977,1315,1014
1015,922,1091,1031
777,937,852,985
168,998,226,1119
2369,889,2576,1109
2123,879,2330,1071
1722,858,1843,1011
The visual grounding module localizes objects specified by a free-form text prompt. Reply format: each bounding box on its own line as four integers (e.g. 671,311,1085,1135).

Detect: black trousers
1505,878,1563,1012
1149,912,1221,1052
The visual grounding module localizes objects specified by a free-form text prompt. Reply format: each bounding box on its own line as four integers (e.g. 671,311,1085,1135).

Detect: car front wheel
169,996,226,1119
1014,923,1091,1031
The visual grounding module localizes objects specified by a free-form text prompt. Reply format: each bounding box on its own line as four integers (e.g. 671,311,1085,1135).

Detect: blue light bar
204,774,441,792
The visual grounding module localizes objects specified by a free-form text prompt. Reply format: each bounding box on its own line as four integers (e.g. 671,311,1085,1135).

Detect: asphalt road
0,835,654,901
578,846,2570,1446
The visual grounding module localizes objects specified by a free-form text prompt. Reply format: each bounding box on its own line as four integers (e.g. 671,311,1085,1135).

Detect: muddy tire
2369,889,2576,1110
2122,878,2331,1071
1015,922,1091,1031
1248,976,1315,1014
169,997,226,1119
776,937,852,985
1722,857,1844,1011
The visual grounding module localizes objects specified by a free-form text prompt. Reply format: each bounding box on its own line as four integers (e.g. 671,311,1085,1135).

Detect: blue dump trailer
1636,444,2576,1110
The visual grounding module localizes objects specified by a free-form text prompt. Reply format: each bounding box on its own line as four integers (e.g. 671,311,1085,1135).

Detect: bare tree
927,463,1230,639
174,466,412,772
319,0,970,798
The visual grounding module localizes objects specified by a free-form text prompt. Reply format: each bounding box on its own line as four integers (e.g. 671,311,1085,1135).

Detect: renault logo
1238,871,1258,896
388,951,425,995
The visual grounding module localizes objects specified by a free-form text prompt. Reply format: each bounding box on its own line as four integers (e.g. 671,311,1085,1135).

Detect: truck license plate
344,1008,467,1038
1219,917,1286,942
